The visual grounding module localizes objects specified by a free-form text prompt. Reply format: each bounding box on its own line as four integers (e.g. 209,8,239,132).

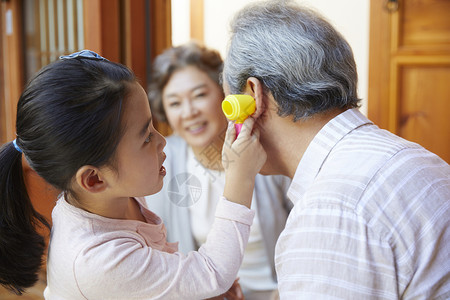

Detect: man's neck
264,108,346,178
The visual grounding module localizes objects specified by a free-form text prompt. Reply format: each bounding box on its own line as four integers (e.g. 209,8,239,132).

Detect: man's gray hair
223,0,360,121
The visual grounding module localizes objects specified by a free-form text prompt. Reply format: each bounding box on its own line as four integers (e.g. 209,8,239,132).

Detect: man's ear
75,166,107,193
245,77,265,119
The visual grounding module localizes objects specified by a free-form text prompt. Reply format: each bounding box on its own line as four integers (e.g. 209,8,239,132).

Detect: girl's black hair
0,57,135,294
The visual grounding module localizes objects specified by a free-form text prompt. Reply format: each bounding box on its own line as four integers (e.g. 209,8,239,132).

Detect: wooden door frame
123,0,172,90
190,0,204,42
368,0,392,130
83,0,172,91
83,0,121,62
0,0,25,144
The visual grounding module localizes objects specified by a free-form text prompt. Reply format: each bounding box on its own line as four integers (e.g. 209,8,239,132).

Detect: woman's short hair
148,41,223,122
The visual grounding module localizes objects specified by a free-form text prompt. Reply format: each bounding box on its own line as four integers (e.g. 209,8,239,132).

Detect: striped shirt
275,108,450,299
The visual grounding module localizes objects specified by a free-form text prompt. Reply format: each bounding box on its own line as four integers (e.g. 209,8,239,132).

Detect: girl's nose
155,130,166,151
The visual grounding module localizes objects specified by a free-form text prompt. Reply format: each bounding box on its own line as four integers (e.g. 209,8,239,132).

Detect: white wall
171,0,191,48
171,0,370,115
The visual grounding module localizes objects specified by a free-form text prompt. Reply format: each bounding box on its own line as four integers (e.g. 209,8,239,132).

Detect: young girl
0,50,266,299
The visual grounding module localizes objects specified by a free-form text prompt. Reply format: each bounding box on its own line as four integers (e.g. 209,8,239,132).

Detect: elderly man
222,1,450,299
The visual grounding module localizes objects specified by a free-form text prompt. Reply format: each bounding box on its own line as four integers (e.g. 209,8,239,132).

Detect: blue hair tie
13,139,22,153
59,50,108,61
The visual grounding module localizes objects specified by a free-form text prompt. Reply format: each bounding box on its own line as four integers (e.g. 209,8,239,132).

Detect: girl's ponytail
0,142,50,294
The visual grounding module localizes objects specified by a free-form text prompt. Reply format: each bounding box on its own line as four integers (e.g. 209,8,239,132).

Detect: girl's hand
222,117,267,208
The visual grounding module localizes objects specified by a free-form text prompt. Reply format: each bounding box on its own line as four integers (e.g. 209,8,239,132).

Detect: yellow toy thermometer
222,95,256,136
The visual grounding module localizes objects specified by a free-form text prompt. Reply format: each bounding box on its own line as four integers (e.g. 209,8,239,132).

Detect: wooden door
368,0,450,163
0,0,24,144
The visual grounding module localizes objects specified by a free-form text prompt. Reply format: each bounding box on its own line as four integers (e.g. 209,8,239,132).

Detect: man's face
222,78,281,176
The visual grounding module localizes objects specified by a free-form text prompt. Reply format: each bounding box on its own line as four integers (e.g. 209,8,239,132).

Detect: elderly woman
145,42,291,300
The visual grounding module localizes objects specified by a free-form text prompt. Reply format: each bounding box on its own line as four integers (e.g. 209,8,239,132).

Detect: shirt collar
287,108,373,204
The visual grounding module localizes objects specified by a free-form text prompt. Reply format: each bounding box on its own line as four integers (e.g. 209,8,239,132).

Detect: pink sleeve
73,197,255,299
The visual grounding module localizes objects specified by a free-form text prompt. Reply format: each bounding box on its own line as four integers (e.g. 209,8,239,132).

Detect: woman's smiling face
162,66,227,151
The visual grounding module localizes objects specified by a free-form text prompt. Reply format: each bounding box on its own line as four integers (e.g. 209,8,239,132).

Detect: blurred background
1,0,449,161
0,0,449,297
